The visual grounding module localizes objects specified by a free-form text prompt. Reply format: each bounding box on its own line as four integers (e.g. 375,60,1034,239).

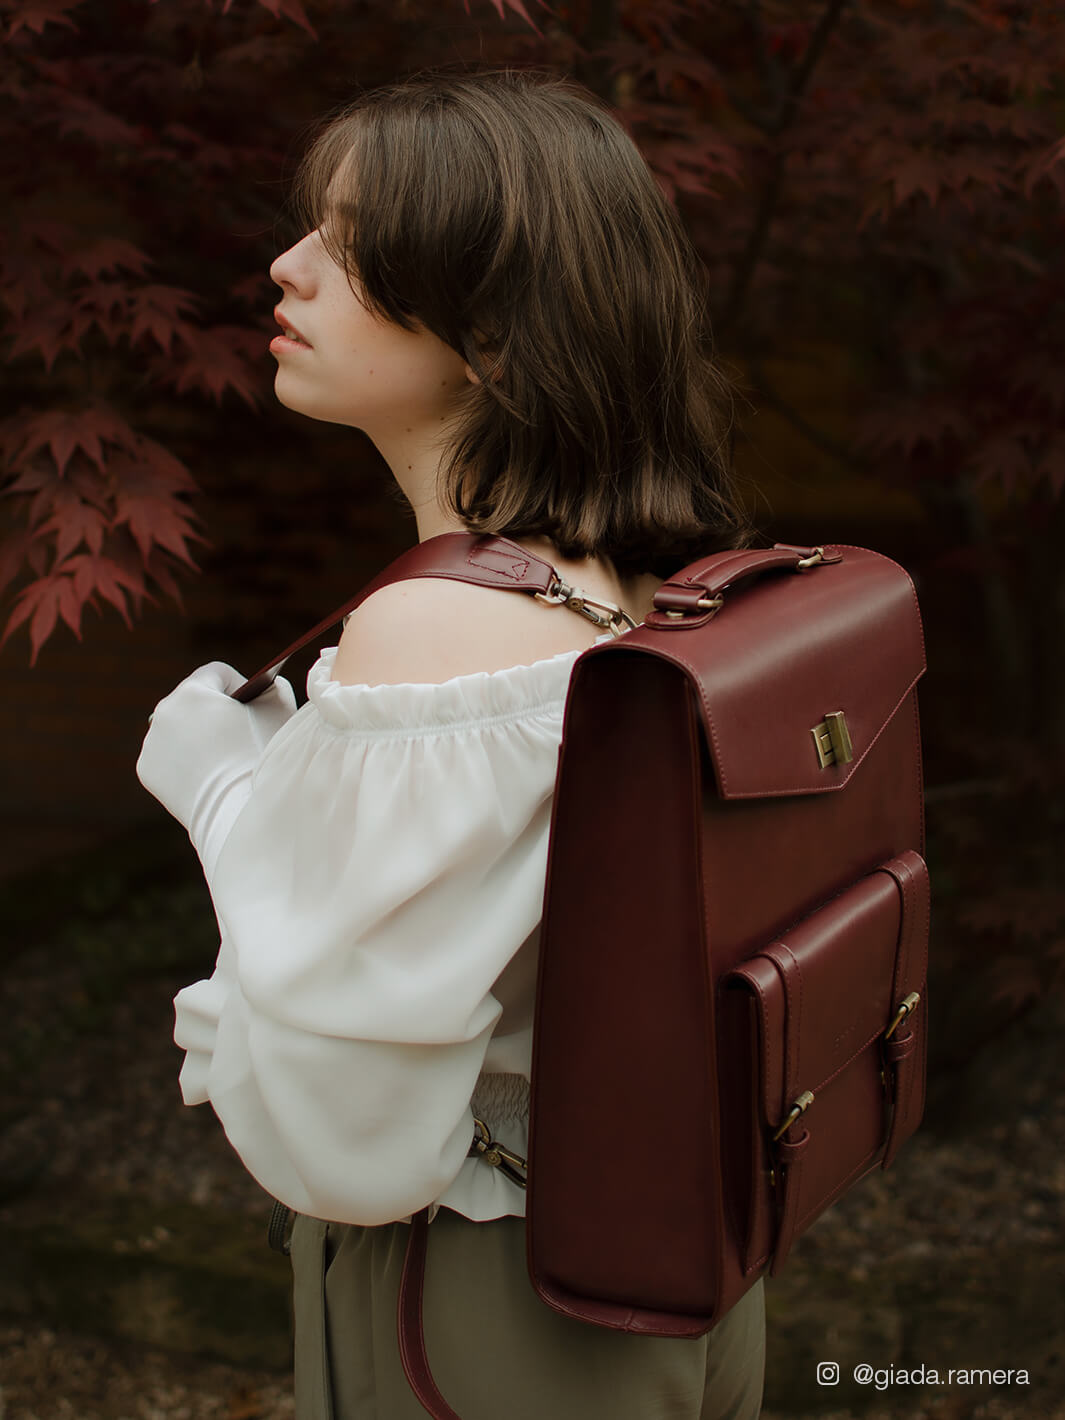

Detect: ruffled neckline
306,633,614,734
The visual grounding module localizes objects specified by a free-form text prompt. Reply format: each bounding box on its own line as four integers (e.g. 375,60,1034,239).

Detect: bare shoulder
329,576,606,688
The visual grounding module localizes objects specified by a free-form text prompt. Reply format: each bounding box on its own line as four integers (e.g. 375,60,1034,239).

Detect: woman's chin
272,377,324,420
272,383,363,430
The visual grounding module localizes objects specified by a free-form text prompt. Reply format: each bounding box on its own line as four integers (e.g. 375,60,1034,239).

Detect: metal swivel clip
470,1118,528,1190
534,577,638,638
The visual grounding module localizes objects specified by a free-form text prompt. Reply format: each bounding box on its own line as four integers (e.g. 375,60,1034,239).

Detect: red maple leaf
857,399,974,459
249,0,318,37
8,406,135,477
1033,431,1065,499
0,527,35,598
966,433,1035,497
1,570,86,662
62,238,152,281
889,149,943,208
64,549,146,621
5,0,82,37
50,90,146,148
1023,133,1065,199
129,284,201,352
4,305,77,370
36,494,109,560
107,441,202,564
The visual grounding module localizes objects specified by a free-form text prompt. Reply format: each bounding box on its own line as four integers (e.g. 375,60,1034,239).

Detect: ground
1,829,1062,1419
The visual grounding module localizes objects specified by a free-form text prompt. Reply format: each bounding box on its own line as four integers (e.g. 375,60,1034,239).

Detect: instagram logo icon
816,1362,841,1386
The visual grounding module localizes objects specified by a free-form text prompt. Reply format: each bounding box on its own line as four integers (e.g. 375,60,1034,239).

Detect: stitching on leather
697,543,926,799
681,547,763,588
878,853,929,1020
734,861,918,1116
774,1127,808,1266
738,967,780,1122
775,942,803,1101
773,976,928,1103
721,678,931,800
465,547,531,581
808,1002,918,1096
792,1145,881,1232
831,544,927,666
673,548,804,784
881,861,911,1015
885,1022,923,1168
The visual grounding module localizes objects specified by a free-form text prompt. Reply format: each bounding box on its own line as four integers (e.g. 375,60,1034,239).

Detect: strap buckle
884,991,921,1040
534,576,638,638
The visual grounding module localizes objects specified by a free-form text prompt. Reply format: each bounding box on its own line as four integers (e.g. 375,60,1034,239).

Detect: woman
137,67,765,1419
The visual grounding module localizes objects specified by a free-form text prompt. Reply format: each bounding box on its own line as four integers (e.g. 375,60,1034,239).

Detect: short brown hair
294,68,756,578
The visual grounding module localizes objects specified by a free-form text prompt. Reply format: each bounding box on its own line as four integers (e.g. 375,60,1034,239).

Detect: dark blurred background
2,1,1063,1416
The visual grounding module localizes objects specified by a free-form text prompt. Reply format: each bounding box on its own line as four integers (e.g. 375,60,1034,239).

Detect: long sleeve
136,666,298,881
172,638,610,1225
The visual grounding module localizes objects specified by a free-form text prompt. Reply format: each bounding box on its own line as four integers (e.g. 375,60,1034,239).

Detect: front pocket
722,850,929,1275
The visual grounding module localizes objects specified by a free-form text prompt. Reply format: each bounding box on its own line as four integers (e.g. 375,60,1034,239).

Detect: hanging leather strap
397,1209,464,1420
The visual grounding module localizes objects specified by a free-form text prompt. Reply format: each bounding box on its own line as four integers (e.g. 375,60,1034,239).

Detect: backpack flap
644,544,926,800
724,850,929,1274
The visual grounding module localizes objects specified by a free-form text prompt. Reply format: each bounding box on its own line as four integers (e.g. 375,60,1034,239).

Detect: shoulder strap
230,532,557,702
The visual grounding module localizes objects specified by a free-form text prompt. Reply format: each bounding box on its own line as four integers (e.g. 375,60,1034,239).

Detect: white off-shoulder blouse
170,634,613,1227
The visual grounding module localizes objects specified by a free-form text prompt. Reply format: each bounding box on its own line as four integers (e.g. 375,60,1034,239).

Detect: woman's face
268,228,471,437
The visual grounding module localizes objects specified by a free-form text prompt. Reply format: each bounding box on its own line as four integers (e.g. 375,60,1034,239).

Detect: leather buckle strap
398,1209,464,1420
396,1119,527,1420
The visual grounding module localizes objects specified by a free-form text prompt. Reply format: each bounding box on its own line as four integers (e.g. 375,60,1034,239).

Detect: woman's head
288,68,755,576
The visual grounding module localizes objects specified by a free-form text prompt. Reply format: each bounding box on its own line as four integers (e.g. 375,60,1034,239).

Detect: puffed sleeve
172,642,600,1226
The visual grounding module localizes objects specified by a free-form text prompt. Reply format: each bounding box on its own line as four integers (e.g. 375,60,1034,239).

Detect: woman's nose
269,231,319,291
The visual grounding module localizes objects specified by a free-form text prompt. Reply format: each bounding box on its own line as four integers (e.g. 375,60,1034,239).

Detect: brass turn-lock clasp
811,710,854,769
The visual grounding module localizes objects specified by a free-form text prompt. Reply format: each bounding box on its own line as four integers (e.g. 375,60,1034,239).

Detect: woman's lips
271,307,312,352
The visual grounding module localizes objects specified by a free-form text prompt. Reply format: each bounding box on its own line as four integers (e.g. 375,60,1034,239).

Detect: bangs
290,88,503,343
290,117,385,313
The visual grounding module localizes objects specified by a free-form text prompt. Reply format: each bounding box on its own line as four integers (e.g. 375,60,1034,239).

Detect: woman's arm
167,609,580,1224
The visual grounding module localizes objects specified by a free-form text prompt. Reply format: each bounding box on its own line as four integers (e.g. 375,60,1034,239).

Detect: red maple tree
2,0,1064,1052
3,0,1062,668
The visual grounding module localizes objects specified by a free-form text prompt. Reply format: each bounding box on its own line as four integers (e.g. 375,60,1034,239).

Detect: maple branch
719,0,851,340
745,0,774,91
768,0,850,138
577,0,619,103
718,149,784,342
744,357,861,469
719,84,774,135
720,0,781,133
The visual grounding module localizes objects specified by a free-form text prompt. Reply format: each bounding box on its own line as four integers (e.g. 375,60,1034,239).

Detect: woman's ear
465,357,504,387
464,333,503,386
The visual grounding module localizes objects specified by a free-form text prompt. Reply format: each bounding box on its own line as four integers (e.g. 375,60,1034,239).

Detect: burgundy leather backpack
236,531,929,1420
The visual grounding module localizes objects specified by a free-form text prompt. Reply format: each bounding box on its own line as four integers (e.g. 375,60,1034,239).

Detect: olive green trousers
290,1210,765,1420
